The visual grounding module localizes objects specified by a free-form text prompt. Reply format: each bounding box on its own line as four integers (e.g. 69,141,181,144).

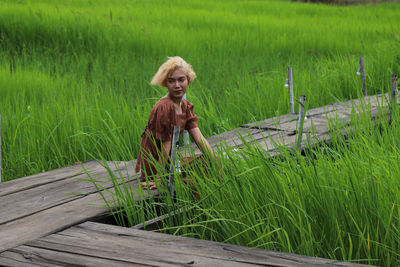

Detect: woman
136,56,214,190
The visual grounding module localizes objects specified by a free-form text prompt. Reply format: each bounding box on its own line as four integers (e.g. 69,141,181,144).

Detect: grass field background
1,0,400,265
99,108,400,266
0,0,399,180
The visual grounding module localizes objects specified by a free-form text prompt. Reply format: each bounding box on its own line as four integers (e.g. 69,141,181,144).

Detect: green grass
92,102,400,266
0,0,399,180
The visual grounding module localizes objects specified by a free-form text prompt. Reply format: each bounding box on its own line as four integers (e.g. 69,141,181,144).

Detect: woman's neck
166,94,183,114
167,93,182,105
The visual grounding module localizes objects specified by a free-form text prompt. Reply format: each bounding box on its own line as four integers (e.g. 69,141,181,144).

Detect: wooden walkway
0,93,392,266
186,93,394,156
1,222,368,266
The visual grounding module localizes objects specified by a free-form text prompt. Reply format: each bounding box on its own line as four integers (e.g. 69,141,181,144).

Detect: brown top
136,96,199,180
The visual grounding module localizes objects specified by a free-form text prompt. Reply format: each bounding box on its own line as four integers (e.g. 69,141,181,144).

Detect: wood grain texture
0,160,133,197
0,161,135,225
178,93,396,159
0,222,373,267
0,246,146,267
0,160,100,197
0,161,153,254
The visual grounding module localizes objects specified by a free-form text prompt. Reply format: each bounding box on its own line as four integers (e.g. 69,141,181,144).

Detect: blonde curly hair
150,56,196,87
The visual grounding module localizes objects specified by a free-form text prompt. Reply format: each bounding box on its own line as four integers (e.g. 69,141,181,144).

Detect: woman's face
166,69,188,100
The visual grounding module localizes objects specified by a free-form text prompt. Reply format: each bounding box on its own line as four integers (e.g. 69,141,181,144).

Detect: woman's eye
178,78,185,82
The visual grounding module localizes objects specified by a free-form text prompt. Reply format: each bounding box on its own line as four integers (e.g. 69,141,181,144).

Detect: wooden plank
335,94,388,111
306,104,339,117
4,221,370,267
203,127,261,148
249,117,318,136
257,131,298,152
212,129,280,150
0,192,107,253
3,244,247,267
259,109,384,155
0,247,144,267
181,93,390,155
242,113,297,129
242,93,392,132
0,252,46,267
242,102,347,130
179,128,277,156
0,168,157,253
0,161,134,225
242,111,331,133
0,160,118,197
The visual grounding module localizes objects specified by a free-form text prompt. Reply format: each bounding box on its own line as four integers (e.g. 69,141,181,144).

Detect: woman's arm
189,127,221,178
189,127,213,156
159,140,171,166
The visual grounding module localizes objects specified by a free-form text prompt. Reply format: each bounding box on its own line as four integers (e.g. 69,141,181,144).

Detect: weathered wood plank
6,221,370,267
212,129,281,150
0,247,145,267
242,102,347,130
0,191,110,253
179,128,280,156
183,93,397,156
242,93,392,131
0,161,135,225
242,113,297,129
4,243,250,267
0,160,125,197
0,168,156,253
200,127,261,148
0,252,46,267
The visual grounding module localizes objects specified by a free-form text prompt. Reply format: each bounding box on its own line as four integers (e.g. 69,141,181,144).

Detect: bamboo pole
168,126,180,199
389,74,397,125
358,57,367,96
285,67,295,114
0,114,1,183
182,94,190,145
297,95,306,152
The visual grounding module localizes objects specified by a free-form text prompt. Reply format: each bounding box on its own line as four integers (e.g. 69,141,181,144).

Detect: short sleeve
185,102,199,131
148,102,175,142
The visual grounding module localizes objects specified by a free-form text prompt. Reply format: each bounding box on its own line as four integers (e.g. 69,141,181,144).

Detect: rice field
95,104,400,266
0,0,399,180
1,0,400,265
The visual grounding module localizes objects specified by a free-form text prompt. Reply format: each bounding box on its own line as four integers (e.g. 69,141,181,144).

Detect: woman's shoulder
152,96,174,111
182,98,194,109
147,97,174,126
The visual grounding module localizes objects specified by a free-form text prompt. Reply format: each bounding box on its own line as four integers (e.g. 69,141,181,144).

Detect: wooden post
358,57,367,96
168,126,180,199
297,95,306,152
182,94,190,145
285,67,295,114
0,114,1,183
389,74,397,125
